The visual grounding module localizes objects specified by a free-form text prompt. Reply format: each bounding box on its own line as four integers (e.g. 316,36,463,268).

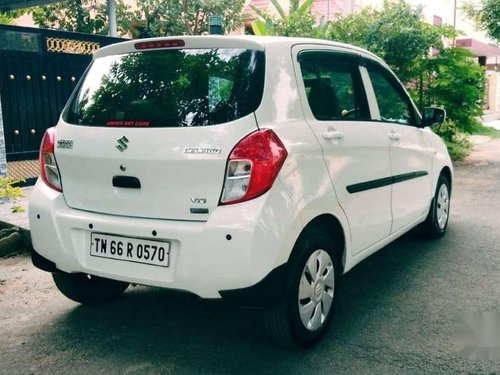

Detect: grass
445,140,471,161
470,124,500,138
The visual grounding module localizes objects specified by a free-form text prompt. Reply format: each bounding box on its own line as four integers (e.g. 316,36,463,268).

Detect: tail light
39,127,62,192
220,129,287,205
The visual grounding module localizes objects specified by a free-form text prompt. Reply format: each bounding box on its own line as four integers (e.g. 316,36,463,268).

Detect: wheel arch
440,166,453,194
291,213,347,274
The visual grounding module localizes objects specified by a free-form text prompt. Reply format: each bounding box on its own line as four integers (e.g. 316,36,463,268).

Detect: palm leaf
299,0,314,14
251,20,269,35
270,0,286,18
250,4,270,20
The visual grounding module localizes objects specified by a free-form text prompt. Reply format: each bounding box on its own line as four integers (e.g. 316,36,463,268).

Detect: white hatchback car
29,36,452,346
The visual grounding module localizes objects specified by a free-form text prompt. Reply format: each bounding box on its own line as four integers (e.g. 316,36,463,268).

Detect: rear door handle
322,130,344,140
388,132,400,141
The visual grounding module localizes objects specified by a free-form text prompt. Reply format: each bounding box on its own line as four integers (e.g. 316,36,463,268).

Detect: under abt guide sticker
106,120,151,127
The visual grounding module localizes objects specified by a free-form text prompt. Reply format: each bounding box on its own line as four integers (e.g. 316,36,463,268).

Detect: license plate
90,233,170,268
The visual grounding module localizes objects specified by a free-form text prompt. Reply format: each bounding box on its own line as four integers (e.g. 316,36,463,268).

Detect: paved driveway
1,140,500,374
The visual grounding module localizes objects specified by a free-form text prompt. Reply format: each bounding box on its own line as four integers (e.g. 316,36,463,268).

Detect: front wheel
263,232,338,347
52,272,129,305
420,174,451,238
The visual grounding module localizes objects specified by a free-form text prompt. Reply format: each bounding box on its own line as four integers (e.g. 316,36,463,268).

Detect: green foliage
0,177,25,214
433,120,472,160
31,0,133,35
326,0,452,82
0,9,25,25
444,139,472,161
31,0,245,37
130,0,246,37
251,20,269,36
470,124,500,138
250,0,319,37
463,0,500,42
425,48,485,133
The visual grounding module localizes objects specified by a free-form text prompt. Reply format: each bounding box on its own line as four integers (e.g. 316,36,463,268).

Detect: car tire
52,272,129,305
421,174,451,238
263,230,339,347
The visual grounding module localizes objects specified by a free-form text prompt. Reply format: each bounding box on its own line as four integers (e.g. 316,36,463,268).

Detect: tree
326,0,452,83
425,47,485,132
31,0,133,36
31,0,245,37
0,9,25,25
463,0,500,42
129,0,246,37
250,0,321,37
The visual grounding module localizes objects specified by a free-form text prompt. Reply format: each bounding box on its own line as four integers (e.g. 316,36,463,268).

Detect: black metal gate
0,25,124,163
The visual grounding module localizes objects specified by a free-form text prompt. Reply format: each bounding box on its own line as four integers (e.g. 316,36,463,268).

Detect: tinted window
64,48,264,127
299,52,369,121
368,66,417,125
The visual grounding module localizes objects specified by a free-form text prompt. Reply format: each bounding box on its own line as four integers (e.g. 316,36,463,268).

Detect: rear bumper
29,180,297,299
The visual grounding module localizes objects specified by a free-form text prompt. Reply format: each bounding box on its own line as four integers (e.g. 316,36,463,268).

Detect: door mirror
422,107,446,127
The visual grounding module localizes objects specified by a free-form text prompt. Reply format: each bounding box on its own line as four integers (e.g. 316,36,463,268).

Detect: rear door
293,47,393,255
366,62,434,233
55,46,265,221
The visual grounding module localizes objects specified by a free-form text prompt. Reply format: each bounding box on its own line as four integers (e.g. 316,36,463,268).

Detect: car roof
94,35,385,66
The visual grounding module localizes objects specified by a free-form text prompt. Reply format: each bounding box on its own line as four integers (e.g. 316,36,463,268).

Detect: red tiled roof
456,38,500,57
311,0,343,19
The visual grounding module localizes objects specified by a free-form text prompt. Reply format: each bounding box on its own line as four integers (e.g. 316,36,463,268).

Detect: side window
299,52,369,121
368,66,418,125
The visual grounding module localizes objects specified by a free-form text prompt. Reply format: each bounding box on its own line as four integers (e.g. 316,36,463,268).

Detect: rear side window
63,48,265,127
298,51,369,121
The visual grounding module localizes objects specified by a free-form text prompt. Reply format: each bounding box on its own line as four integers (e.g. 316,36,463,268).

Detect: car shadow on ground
30,228,454,373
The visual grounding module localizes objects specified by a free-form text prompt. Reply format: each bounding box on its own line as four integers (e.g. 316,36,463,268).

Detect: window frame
364,60,422,127
297,50,371,123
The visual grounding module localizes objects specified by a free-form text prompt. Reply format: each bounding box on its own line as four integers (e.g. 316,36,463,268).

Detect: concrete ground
1,139,500,374
486,120,500,130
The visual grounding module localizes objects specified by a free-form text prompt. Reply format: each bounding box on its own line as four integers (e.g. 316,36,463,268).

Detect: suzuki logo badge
116,136,129,152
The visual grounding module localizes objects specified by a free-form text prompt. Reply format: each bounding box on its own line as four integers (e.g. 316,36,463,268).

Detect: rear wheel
421,174,451,238
263,231,338,347
52,272,129,305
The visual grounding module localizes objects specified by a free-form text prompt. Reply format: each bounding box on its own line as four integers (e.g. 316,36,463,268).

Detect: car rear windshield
63,48,265,127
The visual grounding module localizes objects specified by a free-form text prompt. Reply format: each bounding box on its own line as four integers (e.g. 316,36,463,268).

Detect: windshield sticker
106,120,150,127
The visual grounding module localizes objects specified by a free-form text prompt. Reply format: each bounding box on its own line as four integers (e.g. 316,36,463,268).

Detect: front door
366,63,434,233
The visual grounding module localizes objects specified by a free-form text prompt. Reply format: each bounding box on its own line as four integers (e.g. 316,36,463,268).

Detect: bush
0,177,25,214
433,119,472,160
425,48,485,133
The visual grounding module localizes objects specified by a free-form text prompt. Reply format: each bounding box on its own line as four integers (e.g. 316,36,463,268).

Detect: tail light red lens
39,127,62,192
220,129,287,205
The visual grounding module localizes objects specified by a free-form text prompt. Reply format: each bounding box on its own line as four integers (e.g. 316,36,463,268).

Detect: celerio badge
116,136,129,152
184,147,221,154
57,140,74,149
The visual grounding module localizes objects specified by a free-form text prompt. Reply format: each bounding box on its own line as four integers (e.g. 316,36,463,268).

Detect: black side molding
113,176,141,189
347,171,428,194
